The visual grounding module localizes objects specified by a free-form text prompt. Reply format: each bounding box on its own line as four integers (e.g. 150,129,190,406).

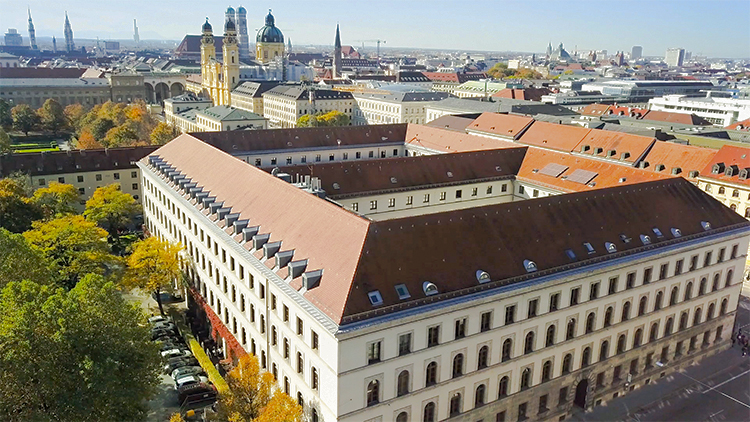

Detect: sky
0,0,748,58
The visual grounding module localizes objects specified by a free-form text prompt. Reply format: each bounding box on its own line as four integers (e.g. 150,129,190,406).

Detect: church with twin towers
224,6,251,61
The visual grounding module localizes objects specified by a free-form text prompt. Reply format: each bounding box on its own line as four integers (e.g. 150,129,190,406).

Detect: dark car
152,292,183,303
159,341,188,352
165,356,200,374
151,328,179,341
152,321,178,332
178,382,217,406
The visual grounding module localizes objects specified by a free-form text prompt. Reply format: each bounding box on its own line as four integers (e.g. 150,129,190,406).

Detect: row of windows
38,170,139,186
250,148,403,167
355,184,509,212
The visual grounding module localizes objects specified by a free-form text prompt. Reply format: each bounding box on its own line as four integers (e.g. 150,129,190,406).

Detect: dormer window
565,249,577,260
523,260,537,273
620,152,631,160
594,147,603,155
423,282,439,296
395,284,410,300
671,228,682,238
671,167,681,175
655,164,666,172
619,234,631,243
725,165,738,177
652,227,663,238
640,234,651,245
739,169,749,181
689,170,699,178
581,145,591,152
712,163,725,174
607,150,616,157
476,270,491,284
701,221,711,231
605,242,617,253
367,291,383,306
583,242,595,254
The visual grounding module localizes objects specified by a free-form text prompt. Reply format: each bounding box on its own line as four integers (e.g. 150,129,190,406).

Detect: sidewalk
571,346,750,421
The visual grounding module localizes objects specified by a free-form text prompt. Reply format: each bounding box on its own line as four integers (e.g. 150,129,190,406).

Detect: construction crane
354,39,386,60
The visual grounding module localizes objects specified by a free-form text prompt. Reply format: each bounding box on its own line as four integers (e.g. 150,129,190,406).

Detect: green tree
89,117,115,140
0,275,161,422
487,62,514,79
11,104,40,135
0,177,43,233
150,121,178,145
84,183,140,237
31,181,80,218
0,99,11,129
0,127,10,153
103,123,139,147
124,236,183,315
0,228,54,290
318,110,350,127
24,215,115,289
296,114,316,128
38,99,68,134
64,103,86,131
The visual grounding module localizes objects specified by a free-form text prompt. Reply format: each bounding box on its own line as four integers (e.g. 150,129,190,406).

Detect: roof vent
605,242,617,253
242,226,259,242
640,234,651,245
302,270,322,289
289,260,308,278
565,249,577,260
252,233,270,250
275,250,294,268
476,270,491,284
495,166,502,171
523,259,537,273
619,234,631,243
234,219,249,235
532,168,539,173
671,167,682,175
423,281,439,296
332,183,340,190
447,171,454,178
367,291,383,306
390,177,397,184
583,242,596,254
620,152,631,160
701,221,711,231
652,227,664,238
263,241,282,259
618,177,627,183
395,284,410,300
671,227,682,238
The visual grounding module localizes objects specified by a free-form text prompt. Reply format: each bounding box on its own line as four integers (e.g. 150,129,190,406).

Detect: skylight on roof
605,242,617,253
701,221,711,231
671,228,682,238
583,242,596,254
620,234,632,243
476,270,491,284
652,227,664,238
640,234,651,245
423,281,439,296
368,291,383,306
395,284,410,300
523,259,537,273
565,249,577,261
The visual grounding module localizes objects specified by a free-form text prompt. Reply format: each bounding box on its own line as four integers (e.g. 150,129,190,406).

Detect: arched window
693,308,702,325
298,391,304,407
622,301,631,321
617,334,627,354
726,270,734,287
425,362,437,386
397,370,410,396
423,402,436,422
670,286,679,306
452,354,464,378
524,332,535,354
638,296,648,316
654,291,663,311
498,376,509,398
312,408,319,422
665,317,674,336
546,325,556,347
520,367,531,390
477,346,489,369
581,347,591,367
731,203,737,211
566,319,576,340
449,392,461,417
585,312,596,334
562,353,572,374
720,298,728,315
746,208,750,218
475,384,486,407
685,282,693,301
396,412,408,422
312,367,319,390
719,187,725,194
604,307,613,327
599,340,609,361
699,277,707,296
366,380,379,406
633,329,643,347
707,303,715,320
501,339,512,362
712,274,720,292
541,360,552,382
649,322,659,342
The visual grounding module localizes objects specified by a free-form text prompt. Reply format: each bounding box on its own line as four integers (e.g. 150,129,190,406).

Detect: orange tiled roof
405,124,518,153
516,121,591,152
642,110,711,126
466,112,535,139
726,119,750,131
699,144,750,187
580,104,611,116
491,88,551,102
639,141,717,179
574,130,656,163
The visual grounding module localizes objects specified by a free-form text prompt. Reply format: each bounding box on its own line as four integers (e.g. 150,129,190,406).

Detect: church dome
237,6,247,14
226,7,235,14
202,18,212,33
256,10,283,43
225,18,236,32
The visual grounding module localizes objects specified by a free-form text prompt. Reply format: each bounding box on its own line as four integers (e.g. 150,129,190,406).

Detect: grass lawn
13,147,60,153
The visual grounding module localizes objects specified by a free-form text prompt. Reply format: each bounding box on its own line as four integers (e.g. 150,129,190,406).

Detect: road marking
702,368,750,394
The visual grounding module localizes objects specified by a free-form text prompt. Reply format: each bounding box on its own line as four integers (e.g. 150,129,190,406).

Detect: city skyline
0,0,748,58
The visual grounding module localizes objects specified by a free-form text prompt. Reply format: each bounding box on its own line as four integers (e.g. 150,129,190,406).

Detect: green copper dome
256,10,283,43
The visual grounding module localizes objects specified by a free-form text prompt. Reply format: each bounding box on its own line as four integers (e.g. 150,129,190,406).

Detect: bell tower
201,18,216,87
222,17,240,105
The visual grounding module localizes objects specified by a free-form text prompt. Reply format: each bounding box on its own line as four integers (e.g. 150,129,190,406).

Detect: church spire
28,8,37,50
335,23,341,49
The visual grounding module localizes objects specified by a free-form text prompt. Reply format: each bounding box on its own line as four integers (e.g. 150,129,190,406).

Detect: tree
103,123,139,147
487,62,514,79
318,110,350,127
150,121,178,145
170,413,186,422
11,104,40,135
64,103,86,131
0,177,43,233
84,183,140,236
73,128,104,150
0,127,10,153
0,275,161,421
39,99,67,134
24,215,115,289
0,228,54,290
124,236,183,315
296,114,316,128
31,181,80,218
0,99,11,130
216,353,301,422
89,117,115,140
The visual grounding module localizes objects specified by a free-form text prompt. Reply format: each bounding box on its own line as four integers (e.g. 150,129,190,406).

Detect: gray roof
352,91,449,103
164,92,212,104
232,81,284,98
0,78,109,88
425,97,523,113
264,85,353,101
198,105,264,122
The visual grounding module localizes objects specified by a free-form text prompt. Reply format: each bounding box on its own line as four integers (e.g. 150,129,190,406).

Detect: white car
175,374,209,389
161,348,193,359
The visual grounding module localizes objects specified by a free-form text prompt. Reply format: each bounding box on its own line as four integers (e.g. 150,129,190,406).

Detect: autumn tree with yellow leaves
31,181,79,218
124,236,183,315
84,184,140,237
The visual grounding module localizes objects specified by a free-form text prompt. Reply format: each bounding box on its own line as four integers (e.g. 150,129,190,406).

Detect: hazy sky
1,0,748,58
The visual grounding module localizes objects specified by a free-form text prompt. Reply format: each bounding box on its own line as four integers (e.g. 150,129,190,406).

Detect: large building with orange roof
697,144,750,218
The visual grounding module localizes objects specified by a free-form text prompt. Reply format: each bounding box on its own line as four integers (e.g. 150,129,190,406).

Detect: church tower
222,17,240,105
200,18,217,101
236,6,250,61
64,12,75,53
333,24,342,79
28,8,37,50
255,10,284,64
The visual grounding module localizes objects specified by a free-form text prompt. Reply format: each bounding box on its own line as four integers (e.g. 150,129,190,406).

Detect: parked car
151,329,179,341
148,315,171,325
171,365,206,381
164,356,200,374
152,291,183,303
177,382,217,406
175,374,209,389
159,341,188,352
152,321,178,332
161,348,193,359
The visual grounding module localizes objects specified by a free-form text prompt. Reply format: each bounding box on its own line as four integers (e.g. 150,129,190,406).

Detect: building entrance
574,379,588,408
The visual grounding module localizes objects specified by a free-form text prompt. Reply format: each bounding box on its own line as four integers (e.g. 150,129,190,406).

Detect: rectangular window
538,395,548,413
311,330,319,350
315,154,321,162
351,202,359,212
58,177,65,183
501,184,508,193
329,154,334,161
78,187,85,195
626,272,636,289
518,402,527,421
455,189,462,199
388,198,395,208
255,158,261,166
369,200,377,210
528,299,538,318
558,387,568,406
487,186,493,194
439,192,446,201
675,259,683,275
481,311,492,332
570,287,580,306
613,365,622,381
590,282,600,300
472,187,478,196
286,156,292,165
427,326,440,347
658,263,668,280
343,152,348,160
283,304,289,322
704,251,712,267
423,193,430,203
113,173,120,180
270,158,277,165
689,255,698,271
38,178,45,186
549,293,559,312
518,185,525,195
406,196,413,205
454,318,466,339
505,305,516,325
731,245,738,259
399,333,411,356
259,283,265,299
297,317,303,335
718,248,725,262
77,175,84,183
131,171,137,178
132,183,138,190
356,152,362,159
608,277,618,295
301,155,307,163
368,151,374,158
496,411,506,422
96,174,102,181
643,267,653,284
367,341,381,364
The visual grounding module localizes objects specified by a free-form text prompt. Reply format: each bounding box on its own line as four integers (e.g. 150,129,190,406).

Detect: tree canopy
31,181,80,219
0,177,44,233
84,184,140,235
11,104,40,135
297,110,350,128
0,99,11,129
150,121,178,145
71,101,158,149
0,127,10,153
0,228,55,290
124,236,182,315
39,99,68,134
0,275,161,422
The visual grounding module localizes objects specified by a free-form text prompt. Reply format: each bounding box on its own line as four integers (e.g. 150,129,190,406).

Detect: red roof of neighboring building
421,72,487,84
574,130,655,163
639,141,716,179
699,144,750,187
491,88,551,102
726,119,750,131
641,110,712,126
580,104,611,117
516,121,591,152
467,112,535,140
405,124,518,153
